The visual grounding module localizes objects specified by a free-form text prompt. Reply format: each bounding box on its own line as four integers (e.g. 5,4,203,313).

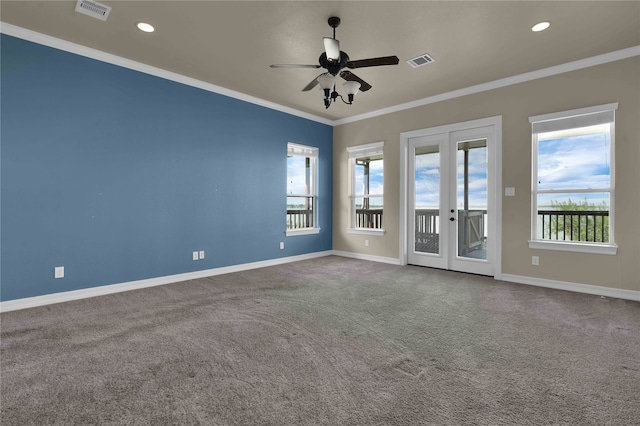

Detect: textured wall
333,56,640,292
1,35,333,301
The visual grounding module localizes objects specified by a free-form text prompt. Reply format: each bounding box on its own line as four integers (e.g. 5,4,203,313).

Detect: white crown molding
0,22,333,126
0,251,334,312
500,274,639,302
2,22,638,128
333,45,640,126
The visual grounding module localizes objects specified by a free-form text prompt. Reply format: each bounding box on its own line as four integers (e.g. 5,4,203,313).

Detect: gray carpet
1,256,639,425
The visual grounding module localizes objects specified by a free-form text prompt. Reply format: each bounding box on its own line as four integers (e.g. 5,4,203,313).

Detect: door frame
399,116,503,278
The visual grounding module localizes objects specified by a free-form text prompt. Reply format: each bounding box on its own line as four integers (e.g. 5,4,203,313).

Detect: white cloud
287,158,309,194
538,134,610,190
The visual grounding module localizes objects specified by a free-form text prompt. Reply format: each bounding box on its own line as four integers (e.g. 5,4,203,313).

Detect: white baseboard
331,250,403,265
500,274,640,302
331,252,638,301
0,251,333,312
4,253,636,312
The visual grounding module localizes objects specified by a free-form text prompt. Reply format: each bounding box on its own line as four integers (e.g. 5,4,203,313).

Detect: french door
405,122,498,276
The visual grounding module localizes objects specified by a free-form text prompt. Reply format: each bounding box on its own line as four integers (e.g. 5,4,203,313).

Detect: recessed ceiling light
136,22,155,33
531,22,550,32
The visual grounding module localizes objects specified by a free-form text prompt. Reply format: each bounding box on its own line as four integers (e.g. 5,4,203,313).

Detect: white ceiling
2,1,639,122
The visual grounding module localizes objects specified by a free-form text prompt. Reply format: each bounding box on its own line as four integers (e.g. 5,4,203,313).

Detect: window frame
346,141,385,236
528,103,618,255
286,143,320,236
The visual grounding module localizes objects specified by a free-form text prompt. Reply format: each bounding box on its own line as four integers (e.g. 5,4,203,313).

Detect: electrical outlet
54,266,64,279
365,239,369,247
192,251,199,261
532,256,539,266
279,242,284,250
199,250,205,259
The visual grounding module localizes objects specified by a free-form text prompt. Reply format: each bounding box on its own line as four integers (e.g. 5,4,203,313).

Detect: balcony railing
415,209,440,235
287,208,385,230
538,210,609,242
287,209,313,229
414,209,487,255
287,208,609,243
356,208,383,229
415,209,440,253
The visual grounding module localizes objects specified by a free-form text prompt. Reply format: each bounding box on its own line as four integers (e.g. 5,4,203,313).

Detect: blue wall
1,35,333,301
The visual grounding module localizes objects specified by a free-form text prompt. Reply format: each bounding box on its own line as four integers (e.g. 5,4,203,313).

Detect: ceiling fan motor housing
319,51,350,76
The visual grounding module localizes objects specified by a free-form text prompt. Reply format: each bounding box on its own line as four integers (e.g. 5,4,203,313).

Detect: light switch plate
505,187,516,197
199,250,205,259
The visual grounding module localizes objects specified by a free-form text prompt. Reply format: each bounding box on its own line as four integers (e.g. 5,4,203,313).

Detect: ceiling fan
270,17,399,108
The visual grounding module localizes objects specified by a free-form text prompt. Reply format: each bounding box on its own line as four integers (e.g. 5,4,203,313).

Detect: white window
347,141,384,235
286,143,319,236
529,103,617,254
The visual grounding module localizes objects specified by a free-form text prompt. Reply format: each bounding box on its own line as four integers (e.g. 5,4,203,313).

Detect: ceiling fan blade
270,64,321,69
340,71,372,92
323,37,340,61
347,56,400,69
302,74,325,91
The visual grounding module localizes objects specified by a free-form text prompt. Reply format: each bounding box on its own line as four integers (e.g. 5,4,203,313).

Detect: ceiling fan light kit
317,74,361,108
270,16,399,109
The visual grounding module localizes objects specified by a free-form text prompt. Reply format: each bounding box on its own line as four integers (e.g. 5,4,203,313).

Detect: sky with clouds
355,159,384,194
287,156,310,196
414,146,488,210
413,130,610,211
287,156,314,208
287,130,610,211
537,131,610,208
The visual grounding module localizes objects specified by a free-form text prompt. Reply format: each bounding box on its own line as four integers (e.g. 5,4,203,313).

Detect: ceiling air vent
406,53,435,68
75,0,111,21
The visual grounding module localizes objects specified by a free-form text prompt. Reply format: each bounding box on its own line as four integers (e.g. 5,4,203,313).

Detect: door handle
449,217,455,222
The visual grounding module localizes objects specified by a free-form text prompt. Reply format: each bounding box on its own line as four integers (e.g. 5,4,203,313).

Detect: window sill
347,228,385,236
286,228,320,237
528,240,618,255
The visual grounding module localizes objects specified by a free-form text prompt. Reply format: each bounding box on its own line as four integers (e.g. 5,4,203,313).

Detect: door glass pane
414,145,440,254
457,139,487,259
